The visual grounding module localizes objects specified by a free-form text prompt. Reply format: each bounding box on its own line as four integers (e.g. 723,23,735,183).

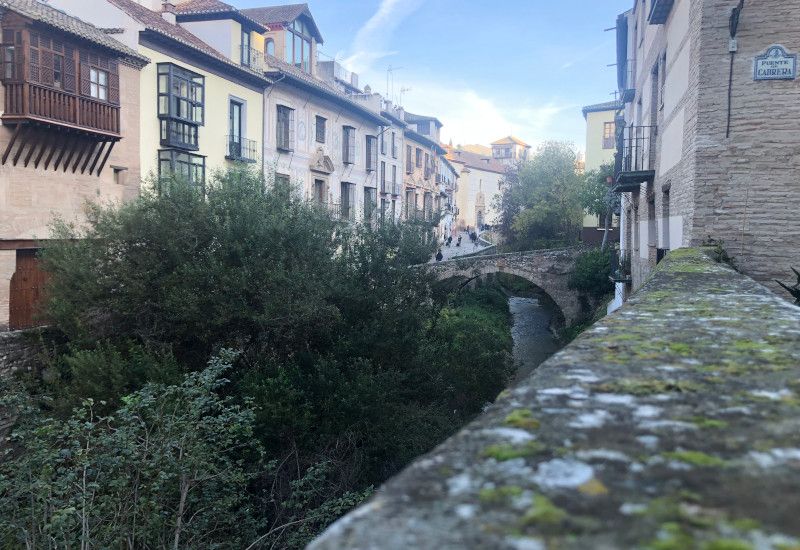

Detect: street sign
754,45,797,81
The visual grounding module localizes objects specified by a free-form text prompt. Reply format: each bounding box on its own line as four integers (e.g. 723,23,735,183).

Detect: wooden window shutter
108,60,119,104
288,109,295,148
28,32,39,84
40,49,53,86
79,50,90,96
63,46,75,92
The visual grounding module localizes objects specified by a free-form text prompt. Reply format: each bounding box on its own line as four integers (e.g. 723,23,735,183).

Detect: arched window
265,39,275,58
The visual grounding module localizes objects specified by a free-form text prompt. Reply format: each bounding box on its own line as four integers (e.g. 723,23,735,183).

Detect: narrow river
508,295,561,383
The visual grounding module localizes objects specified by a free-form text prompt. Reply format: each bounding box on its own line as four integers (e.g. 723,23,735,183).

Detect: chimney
162,0,176,24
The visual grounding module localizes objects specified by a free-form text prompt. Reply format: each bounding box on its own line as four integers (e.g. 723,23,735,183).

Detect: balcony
614,125,656,192
225,136,258,163
620,59,636,103
161,119,199,151
392,183,402,196
610,249,632,284
240,46,266,73
2,82,120,136
648,0,675,24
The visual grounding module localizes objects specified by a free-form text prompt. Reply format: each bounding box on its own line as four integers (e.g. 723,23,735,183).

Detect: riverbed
508,295,561,382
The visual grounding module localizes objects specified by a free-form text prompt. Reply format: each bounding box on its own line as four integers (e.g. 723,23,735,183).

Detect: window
415,148,422,168
406,145,412,174
241,30,251,66
391,165,397,187
343,126,355,164
380,161,386,193
381,198,388,222
417,121,431,135
275,173,290,187
659,51,667,110
228,100,243,158
364,187,377,220
366,135,377,171
112,166,127,186
602,122,615,149
424,153,430,178
265,39,275,57
158,63,204,125
90,67,108,100
284,18,313,72
380,131,386,155
391,132,397,158
53,54,63,89
158,149,205,189
315,115,326,143
340,181,355,220
314,178,326,204
1,43,15,80
277,105,295,151
160,119,198,150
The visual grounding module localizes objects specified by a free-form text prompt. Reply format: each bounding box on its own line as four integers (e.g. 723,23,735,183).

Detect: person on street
435,249,443,262
456,235,462,247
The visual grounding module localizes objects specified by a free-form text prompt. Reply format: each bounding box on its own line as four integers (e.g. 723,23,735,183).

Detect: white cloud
387,79,581,149
341,0,424,74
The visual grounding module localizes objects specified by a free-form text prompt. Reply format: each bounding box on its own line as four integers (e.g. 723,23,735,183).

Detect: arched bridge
427,247,587,325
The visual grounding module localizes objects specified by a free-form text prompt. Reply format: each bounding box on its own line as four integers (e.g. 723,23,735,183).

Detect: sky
237,0,633,152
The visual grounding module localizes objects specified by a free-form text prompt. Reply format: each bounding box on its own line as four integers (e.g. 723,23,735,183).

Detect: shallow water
508,295,561,382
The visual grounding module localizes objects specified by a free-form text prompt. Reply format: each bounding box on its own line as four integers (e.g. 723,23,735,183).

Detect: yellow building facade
581,100,622,241
49,0,271,188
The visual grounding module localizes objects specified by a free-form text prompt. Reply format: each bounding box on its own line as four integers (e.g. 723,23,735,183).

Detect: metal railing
618,125,656,174
225,136,258,163
240,46,266,73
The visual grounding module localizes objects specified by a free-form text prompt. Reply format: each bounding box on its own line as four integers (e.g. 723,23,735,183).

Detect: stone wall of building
626,0,800,299
691,0,800,296
310,248,800,549
0,62,142,329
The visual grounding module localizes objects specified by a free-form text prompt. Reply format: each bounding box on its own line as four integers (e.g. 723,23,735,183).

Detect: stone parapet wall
310,248,800,549
0,330,47,379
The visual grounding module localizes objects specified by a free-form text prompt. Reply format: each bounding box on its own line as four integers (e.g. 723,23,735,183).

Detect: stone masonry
622,0,800,300
428,247,586,325
311,248,800,549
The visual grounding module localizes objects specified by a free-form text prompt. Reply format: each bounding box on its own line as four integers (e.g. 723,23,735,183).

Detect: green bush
568,249,614,299
18,166,515,547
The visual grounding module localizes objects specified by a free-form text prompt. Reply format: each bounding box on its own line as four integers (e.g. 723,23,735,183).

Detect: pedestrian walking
436,249,443,262
456,236,462,247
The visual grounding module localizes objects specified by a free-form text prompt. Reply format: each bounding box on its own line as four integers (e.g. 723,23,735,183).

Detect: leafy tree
495,142,584,250
580,163,619,250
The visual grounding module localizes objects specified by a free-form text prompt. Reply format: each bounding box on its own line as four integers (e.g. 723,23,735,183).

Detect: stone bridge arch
428,247,586,325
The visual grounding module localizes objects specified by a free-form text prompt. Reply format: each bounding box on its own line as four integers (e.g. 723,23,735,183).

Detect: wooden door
9,249,49,330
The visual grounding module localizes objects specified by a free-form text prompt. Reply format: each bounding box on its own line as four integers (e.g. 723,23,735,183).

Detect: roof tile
0,0,147,63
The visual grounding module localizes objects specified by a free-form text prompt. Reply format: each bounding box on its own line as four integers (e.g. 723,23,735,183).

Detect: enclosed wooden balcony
3,81,120,136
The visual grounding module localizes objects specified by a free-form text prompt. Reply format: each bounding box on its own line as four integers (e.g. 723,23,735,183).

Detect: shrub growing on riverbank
568,248,614,299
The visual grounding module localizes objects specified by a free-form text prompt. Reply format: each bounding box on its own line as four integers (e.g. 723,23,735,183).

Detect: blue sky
238,0,633,151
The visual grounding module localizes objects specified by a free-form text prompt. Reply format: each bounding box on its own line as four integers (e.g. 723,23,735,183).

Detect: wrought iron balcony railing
614,125,656,191
225,136,258,163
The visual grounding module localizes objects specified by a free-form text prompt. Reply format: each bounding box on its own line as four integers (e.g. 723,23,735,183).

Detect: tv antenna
386,66,403,101
399,86,411,106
